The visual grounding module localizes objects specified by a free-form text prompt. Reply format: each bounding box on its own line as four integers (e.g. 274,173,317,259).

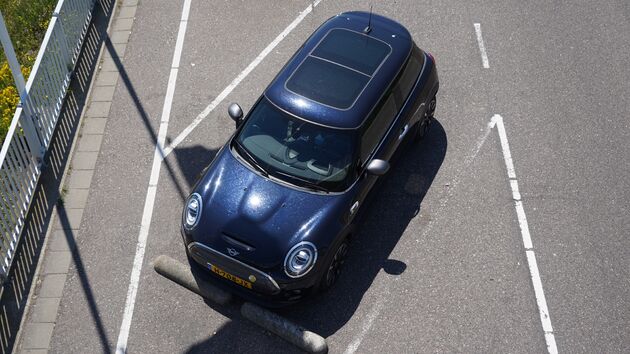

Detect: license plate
209,264,252,289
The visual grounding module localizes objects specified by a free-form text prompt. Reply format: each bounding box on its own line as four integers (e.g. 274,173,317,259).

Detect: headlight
284,242,318,278
183,193,202,230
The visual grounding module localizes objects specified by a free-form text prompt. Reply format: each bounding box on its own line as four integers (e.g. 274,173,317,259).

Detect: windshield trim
230,142,338,195
232,98,358,194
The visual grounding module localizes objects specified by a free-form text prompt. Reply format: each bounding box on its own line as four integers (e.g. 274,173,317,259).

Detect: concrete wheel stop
152,255,328,354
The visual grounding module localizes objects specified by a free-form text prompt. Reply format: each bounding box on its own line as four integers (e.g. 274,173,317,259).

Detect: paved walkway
16,0,138,352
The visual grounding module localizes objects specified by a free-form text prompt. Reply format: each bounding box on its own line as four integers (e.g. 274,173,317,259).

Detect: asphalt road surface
46,0,630,353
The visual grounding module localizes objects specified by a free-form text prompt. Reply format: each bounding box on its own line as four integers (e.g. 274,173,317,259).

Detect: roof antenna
364,5,373,34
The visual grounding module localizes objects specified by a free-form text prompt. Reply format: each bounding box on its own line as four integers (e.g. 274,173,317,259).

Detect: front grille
188,242,280,295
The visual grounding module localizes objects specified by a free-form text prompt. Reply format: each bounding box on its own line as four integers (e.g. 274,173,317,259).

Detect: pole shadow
103,38,189,203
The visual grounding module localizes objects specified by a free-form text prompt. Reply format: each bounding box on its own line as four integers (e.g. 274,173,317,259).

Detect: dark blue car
182,11,439,306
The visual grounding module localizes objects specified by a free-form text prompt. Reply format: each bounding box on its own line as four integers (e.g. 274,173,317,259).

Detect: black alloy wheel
416,96,437,141
321,239,349,291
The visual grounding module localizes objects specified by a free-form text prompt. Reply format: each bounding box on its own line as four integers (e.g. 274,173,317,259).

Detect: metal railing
0,0,96,280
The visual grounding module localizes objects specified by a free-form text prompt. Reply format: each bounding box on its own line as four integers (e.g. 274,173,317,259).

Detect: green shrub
0,0,56,144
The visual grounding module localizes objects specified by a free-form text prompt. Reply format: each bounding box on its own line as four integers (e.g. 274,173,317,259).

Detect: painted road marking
162,0,322,158
114,0,192,352
490,114,558,354
474,23,490,68
115,2,323,352
344,295,386,354
344,118,496,354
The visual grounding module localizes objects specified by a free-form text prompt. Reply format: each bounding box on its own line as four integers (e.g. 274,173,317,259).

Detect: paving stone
104,43,127,59
47,230,77,252
38,273,68,298
99,57,119,72
63,188,89,208
117,6,137,19
67,170,94,189
113,18,133,31
30,298,61,323
51,208,84,231
85,101,111,118
110,30,131,44
95,71,119,86
42,251,72,275
122,0,138,6
72,151,99,170
76,134,104,152
91,85,116,102
83,118,108,135
20,349,48,354
21,323,54,349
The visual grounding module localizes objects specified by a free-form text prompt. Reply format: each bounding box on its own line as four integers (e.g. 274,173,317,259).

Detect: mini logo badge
227,248,239,257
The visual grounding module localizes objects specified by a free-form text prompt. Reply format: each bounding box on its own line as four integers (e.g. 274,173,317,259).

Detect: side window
360,93,397,163
394,45,424,105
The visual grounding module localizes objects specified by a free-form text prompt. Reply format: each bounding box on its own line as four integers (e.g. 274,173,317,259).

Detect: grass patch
0,0,57,144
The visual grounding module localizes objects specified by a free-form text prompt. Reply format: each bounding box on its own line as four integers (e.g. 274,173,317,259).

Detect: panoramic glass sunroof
312,29,391,75
286,56,369,109
286,29,391,109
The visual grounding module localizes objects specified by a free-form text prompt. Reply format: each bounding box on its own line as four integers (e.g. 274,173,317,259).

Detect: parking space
35,0,630,353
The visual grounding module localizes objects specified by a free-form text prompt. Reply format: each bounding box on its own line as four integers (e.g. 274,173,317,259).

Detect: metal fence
0,0,96,280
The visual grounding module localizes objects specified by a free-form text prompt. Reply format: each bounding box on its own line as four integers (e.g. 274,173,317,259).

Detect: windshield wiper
274,170,330,193
234,140,268,177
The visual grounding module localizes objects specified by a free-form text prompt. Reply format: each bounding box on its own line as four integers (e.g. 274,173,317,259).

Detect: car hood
189,146,348,269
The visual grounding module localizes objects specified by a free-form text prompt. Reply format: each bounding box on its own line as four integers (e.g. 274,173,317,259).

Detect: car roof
264,11,413,129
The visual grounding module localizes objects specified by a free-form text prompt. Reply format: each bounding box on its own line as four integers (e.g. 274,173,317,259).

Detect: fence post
0,11,45,162
0,0,97,282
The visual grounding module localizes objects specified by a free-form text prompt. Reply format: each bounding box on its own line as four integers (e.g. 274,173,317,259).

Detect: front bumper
186,241,315,307
188,242,281,295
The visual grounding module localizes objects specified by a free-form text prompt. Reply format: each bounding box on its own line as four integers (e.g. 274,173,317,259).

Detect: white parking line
114,2,322,353
474,23,490,68
490,114,558,354
162,0,322,158
114,0,192,352
344,119,496,354
344,297,386,354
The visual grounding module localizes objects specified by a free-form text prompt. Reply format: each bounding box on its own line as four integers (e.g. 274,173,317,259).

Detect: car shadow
283,118,447,335
168,141,220,190
179,118,447,352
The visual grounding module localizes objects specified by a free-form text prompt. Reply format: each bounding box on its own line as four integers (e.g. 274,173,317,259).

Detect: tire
414,96,437,142
317,237,350,292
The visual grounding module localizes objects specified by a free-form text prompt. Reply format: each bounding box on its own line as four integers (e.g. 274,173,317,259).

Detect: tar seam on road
490,114,558,354
114,1,322,352
474,23,490,68
162,0,323,158
114,0,192,352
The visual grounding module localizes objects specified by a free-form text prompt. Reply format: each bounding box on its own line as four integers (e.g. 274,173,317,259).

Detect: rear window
286,56,369,109
312,29,391,75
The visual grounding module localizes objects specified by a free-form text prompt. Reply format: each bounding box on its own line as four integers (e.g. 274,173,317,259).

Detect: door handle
398,124,409,140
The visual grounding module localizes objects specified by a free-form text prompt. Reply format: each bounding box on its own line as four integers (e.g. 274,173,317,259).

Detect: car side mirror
366,159,389,176
228,103,244,126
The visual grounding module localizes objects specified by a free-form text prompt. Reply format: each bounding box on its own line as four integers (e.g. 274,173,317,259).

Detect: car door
347,92,398,221
391,45,425,148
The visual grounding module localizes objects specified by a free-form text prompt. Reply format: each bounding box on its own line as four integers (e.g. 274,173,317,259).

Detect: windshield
234,98,357,192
